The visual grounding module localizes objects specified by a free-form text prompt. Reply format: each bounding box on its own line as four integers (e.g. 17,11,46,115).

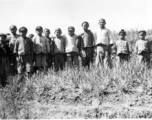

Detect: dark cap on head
138,30,146,35
119,29,126,36
19,27,28,33
36,26,43,31
99,18,106,24
81,21,89,27
55,28,62,33
0,33,7,39
68,26,75,31
9,25,17,30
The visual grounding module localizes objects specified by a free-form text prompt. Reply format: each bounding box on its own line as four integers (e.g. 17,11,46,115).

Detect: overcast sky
0,0,152,36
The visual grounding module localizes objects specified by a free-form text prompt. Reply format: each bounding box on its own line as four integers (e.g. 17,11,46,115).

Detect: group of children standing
0,18,151,86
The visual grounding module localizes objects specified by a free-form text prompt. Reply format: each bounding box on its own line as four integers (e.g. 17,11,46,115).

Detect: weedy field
1,29,152,119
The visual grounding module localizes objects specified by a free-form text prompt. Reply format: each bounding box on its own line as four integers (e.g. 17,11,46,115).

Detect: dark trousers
81,47,94,68
138,52,150,65
117,53,129,63
66,52,79,68
0,57,10,86
54,53,65,71
47,54,53,69
9,54,17,75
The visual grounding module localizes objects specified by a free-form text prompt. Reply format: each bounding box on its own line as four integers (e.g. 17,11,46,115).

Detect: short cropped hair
119,29,126,36
81,21,89,27
55,28,62,34
9,25,17,30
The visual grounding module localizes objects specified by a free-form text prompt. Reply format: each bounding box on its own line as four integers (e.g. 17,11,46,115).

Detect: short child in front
65,26,80,69
14,27,33,78
135,30,151,64
52,28,66,71
33,26,50,74
114,29,130,64
79,21,94,69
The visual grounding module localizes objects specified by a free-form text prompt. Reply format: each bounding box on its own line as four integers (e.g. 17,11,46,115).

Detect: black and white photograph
0,0,152,119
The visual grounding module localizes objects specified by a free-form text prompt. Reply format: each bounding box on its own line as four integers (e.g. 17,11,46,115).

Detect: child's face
139,32,145,40
10,28,17,35
119,33,125,40
99,21,106,28
68,30,74,36
0,36,5,44
82,23,89,31
36,29,43,36
55,31,61,37
44,30,50,37
20,31,27,38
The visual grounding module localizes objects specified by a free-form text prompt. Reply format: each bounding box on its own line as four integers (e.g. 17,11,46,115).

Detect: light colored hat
99,18,106,23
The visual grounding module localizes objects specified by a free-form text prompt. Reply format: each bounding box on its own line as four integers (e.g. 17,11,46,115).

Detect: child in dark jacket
79,21,94,69
0,34,10,86
14,27,33,79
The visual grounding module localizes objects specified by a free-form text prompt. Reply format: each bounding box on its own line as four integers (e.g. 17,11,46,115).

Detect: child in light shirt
94,18,113,68
7,25,20,75
33,26,50,74
65,26,80,68
135,30,151,64
114,29,130,63
52,28,66,71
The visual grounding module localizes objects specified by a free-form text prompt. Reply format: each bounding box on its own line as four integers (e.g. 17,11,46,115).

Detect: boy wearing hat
14,27,33,78
44,28,53,69
79,21,94,69
114,29,130,63
65,26,80,68
7,25,20,75
94,18,113,68
52,28,66,71
33,26,50,74
135,30,151,64
0,34,10,86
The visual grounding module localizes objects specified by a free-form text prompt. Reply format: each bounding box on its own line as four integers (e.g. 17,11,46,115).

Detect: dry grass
1,29,152,119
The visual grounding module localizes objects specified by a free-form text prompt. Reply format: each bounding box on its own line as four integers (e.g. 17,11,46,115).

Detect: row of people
0,18,151,86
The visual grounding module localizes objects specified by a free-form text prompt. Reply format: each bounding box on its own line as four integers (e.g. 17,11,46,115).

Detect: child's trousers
9,54,17,75
95,44,110,68
17,54,33,74
81,47,94,68
117,53,129,63
66,52,79,68
54,53,65,71
137,52,150,64
47,53,53,69
0,56,10,86
35,53,47,68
